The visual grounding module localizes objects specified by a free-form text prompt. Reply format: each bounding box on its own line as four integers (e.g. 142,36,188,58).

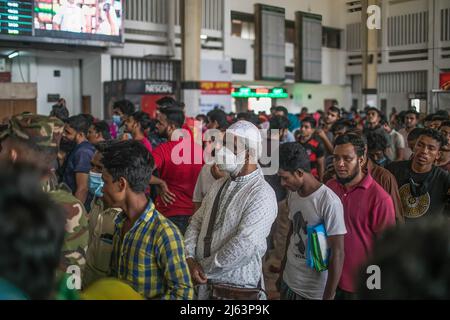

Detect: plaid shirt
110,201,194,300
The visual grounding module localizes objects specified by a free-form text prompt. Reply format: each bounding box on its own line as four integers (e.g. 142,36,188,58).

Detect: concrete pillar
181,0,202,117
167,0,176,57
361,0,380,108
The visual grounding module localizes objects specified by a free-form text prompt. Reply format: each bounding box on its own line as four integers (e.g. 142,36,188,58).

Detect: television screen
33,0,123,42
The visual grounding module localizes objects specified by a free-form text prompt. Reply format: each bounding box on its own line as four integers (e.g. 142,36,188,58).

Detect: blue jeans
168,215,191,235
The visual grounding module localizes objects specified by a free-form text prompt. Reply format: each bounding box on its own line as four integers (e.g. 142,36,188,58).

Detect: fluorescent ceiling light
8,51,19,59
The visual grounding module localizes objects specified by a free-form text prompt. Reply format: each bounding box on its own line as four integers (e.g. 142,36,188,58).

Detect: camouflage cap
0,113,64,148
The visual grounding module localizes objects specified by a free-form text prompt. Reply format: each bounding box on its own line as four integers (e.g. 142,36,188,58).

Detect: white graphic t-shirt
283,185,347,299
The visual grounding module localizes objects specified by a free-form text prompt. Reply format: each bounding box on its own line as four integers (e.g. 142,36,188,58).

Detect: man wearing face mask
326,133,395,299
366,131,391,168
84,146,122,288
150,103,204,234
111,100,135,140
185,120,278,300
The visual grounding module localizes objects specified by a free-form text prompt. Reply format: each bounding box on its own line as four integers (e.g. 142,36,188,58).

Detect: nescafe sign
145,82,174,94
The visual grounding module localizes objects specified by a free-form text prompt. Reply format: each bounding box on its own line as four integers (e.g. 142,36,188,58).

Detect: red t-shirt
139,137,153,154
326,174,396,293
152,136,204,217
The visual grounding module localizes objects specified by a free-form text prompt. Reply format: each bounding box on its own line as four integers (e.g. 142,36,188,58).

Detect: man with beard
62,115,96,209
150,102,203,234
387,129,450,220
184,121,277,300
326,133,396,299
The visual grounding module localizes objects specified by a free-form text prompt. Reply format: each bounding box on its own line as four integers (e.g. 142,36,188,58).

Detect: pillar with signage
361,0,380,108
181,0,202,116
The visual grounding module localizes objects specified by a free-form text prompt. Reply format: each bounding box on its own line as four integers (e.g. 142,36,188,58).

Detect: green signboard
231,87,289,99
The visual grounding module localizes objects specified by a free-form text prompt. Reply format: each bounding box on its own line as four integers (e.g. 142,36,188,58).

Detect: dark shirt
62,141,95,206
387,161,450,220
300,136,325,179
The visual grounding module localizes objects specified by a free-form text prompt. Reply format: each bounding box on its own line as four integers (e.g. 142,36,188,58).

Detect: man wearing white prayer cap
185,121,278,300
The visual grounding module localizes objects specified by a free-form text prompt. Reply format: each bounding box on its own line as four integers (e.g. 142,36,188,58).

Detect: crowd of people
0,96,449,300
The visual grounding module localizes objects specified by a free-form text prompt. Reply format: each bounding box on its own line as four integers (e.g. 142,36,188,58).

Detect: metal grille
442,8,450,42
388,12,428,46
111,57,181,81
125,0,224,31
346,23,361,52
351,71,427,94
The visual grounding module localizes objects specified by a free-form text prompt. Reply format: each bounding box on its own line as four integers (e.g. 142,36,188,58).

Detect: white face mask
215,146,246,178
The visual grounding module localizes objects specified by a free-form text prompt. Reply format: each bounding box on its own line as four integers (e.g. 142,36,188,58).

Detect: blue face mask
89,171,104,197
112,115,122,126
376,157,388,166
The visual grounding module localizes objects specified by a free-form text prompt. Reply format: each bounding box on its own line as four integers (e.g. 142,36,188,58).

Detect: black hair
275,106,288,116
0,163,65,299
366,131,389,152
435,110,449,120
418,128,448,148
159,106,185,129
80,114,95,127
328,106,341,117
279,142,311,173
207,109,228,130
269,115,290,130
49,104,69,121
156,96,181,109
100,140,154,193
196,114,208,123
407,128,425,142
66,114,91,137
92,120,111,140
440,121,450,129
302,117,317,129
113,100,135,116
357,218,450,299
424,114,435,122
431,115,448,122
331,119,356,134
404,110,420,118
131,111,152,133
5,136,58,171
237,112,260,126
367,107,383,117
334,133,366,157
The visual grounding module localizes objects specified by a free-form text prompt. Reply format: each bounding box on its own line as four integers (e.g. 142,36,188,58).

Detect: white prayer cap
227,120,262,159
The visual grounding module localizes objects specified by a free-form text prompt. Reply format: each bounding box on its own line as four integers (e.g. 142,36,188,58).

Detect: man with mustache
326,133,396,299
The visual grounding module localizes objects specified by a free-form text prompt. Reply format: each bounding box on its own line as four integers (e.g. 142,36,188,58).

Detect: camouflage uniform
0,114,89,288
84,197,121,288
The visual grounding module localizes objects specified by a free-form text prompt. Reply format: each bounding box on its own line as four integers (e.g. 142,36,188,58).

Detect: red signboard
440,72,450,90
201,82,232,95
0,72,11,83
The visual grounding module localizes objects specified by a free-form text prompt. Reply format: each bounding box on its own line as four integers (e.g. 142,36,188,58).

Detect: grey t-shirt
283,185,347,299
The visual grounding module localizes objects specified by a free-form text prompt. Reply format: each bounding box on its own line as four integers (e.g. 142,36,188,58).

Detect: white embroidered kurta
185,168,278,288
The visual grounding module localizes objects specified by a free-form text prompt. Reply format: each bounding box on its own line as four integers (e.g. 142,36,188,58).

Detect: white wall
35,57,81,116
226,0,348,87
283,83,352,114
228,0,347,28
10,53,82,116
82,53,111,119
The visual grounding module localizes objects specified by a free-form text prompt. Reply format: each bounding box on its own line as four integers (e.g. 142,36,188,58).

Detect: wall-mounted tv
0,0,123,46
